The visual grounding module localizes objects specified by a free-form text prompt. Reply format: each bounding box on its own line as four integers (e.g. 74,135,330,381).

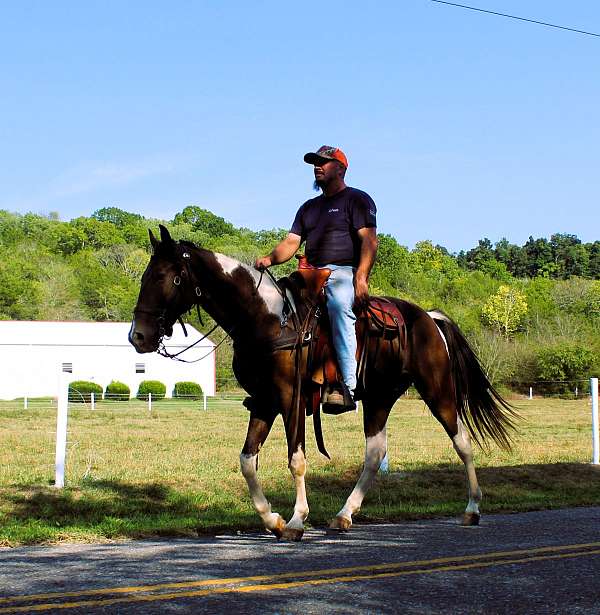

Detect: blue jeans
322,265,357,392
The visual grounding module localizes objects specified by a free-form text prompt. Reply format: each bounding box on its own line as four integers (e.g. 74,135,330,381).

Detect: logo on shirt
328,208,339,213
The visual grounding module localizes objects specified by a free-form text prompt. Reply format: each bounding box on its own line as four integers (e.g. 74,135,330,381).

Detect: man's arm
354,227,378,308
254,233,302,270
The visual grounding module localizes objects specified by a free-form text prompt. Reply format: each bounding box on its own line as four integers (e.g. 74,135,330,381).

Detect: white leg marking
337,429,387,523
239,453,283,531
286,446,309,531
452,418,482,514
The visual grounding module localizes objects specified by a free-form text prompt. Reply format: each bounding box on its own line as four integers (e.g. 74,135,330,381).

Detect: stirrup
322,383,356,415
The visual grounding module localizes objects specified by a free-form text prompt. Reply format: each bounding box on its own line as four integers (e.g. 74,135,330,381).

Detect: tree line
1,206,598,395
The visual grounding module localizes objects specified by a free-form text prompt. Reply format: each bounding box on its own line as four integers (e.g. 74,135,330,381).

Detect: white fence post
91,392,95,411
529,387,533,400
55,373,69,488
148,392,152,412
24,396,28,410
591,377,599,466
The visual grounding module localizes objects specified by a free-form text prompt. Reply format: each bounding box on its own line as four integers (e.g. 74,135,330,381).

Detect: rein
257,266,298,329
157,326,233,363
157,322,221,361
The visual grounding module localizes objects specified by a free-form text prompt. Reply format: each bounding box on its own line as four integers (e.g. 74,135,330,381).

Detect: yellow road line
0,542,599,613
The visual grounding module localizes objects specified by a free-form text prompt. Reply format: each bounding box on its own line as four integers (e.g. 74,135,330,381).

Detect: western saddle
273,255,407,416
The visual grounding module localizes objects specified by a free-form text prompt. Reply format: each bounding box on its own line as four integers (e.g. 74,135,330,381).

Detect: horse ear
159,224,173,244
149,229,159,251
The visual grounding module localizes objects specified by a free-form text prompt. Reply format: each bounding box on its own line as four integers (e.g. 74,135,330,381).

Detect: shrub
173,381,203,400
136,380,166,400
534,344,596,395
68,381,103,403
105,380,130,401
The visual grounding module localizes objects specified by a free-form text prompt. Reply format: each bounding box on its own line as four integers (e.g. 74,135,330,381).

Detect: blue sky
1,1,598,252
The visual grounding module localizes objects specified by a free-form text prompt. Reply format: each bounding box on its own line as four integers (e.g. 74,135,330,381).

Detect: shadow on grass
274,462,600,525
3,463,600,544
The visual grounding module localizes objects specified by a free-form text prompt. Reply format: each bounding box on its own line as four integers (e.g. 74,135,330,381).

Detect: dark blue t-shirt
290,187,377,267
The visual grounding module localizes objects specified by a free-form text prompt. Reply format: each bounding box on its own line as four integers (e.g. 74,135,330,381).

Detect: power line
429,0,600,38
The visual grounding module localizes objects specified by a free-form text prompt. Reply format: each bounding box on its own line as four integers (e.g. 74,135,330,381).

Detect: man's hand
254,255,272,271
354,273,370,311
254,233,301,271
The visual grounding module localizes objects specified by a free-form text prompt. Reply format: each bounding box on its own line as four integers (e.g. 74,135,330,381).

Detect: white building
0,321,216,400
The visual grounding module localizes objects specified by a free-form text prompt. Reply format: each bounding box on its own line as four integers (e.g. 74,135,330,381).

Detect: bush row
68,380,203,403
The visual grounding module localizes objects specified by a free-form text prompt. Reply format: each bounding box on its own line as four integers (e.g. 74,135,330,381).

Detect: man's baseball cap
303,145,348,169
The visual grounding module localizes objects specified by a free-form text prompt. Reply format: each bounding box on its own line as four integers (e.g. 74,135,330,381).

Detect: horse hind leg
452,416,483,526
240,413,286,538
329,402,391,531
420,386,483,526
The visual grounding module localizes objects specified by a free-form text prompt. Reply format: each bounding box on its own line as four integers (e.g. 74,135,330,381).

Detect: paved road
1,507,599,614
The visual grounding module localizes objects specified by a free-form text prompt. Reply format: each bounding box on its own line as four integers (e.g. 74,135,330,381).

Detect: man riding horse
255,145,378,413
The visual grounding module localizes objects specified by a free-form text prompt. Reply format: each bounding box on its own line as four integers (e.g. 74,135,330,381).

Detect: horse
129,225,517,541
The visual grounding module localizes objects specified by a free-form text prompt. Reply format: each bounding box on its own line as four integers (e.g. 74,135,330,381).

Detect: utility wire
429,0,600,38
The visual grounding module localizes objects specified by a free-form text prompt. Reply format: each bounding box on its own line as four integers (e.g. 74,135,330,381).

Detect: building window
135,363,145,374
62,362,73,373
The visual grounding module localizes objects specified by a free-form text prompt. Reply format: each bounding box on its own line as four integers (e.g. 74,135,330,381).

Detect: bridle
133,246,233,363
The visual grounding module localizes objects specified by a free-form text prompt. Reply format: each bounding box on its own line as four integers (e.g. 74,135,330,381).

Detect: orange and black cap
304,145,348,169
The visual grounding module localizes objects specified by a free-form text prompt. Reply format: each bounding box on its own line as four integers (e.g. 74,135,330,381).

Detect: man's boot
322,382,356,414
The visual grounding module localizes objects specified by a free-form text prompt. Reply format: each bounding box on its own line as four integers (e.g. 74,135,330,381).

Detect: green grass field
1,397,598,545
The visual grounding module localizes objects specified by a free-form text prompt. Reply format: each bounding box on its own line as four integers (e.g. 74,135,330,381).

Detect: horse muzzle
128,319,160,353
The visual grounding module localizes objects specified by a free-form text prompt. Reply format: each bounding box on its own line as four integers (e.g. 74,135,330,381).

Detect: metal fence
1,377,598,411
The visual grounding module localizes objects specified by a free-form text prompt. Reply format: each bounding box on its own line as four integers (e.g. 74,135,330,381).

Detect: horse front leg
281,409,308,542
240,412,286,538
330,401,391,531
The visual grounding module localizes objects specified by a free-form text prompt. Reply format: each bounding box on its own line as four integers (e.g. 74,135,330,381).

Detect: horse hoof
461,512,480,526
328,516,352,531
269,514,287,539
281,526,304,542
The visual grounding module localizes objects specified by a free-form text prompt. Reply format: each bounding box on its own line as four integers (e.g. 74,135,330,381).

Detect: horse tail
427,310,519,450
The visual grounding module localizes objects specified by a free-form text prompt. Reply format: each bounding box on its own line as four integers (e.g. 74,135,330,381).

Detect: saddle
275,255,407,415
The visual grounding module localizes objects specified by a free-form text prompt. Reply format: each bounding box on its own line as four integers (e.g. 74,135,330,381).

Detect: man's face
313,159,343,189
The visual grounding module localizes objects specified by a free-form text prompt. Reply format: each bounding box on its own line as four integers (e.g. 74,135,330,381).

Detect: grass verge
1,398,598,545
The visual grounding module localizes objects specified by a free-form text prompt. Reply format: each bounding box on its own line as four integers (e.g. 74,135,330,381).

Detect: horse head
129,224,197,353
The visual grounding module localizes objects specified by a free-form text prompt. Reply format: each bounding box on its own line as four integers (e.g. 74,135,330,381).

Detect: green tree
172,206,235,236
70,217,124,250
550,233,588,278
523,236,553,277
0,246,42,319
71,251,138,320
587,241,600,279
38,258,87,320
370,234,411,294
583,281,600,318
92,207,143,228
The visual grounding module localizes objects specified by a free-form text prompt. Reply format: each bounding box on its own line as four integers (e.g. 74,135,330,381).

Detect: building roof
0,321,214,348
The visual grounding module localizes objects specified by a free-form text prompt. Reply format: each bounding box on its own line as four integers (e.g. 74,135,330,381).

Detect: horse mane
175,240,286,317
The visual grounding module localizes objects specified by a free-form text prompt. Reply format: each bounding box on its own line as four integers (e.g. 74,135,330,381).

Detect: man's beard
313,179,325,192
